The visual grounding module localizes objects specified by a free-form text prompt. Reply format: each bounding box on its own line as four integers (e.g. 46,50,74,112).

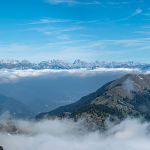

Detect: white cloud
132,8,143,17
46,0,76,4
28,18,71,25
29,25,83,36
135,31,150,36
106,1,130,5
0,118,150,150
45,0,140,6
0,68,140,83
46,0,101,5
83,38,150,49
110,8,143,23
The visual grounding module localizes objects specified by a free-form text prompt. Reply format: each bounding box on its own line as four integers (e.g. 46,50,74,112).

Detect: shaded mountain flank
0,94,33,118
37,74,150,129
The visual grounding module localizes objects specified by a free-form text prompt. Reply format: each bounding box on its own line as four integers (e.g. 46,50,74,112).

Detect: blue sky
0,0,150,62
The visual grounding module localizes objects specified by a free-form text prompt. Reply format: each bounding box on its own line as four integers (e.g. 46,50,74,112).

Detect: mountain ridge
36,74,150,128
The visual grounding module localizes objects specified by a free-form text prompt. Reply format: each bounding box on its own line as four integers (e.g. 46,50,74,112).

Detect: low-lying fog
0,69,138,113
0,118,150,150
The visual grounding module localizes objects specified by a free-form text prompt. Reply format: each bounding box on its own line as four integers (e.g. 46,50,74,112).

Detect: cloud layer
0,118,150,150
0,68,140,83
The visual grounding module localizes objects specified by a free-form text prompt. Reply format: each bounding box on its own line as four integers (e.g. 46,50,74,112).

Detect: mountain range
0,59,150,71
37,74,150,129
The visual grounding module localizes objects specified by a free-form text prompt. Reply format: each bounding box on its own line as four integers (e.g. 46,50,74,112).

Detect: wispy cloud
100,8,143,24
135,31,150,36
105,1,130,5
26,18,100,27
132,8,143,17
45,0,146,7
46,0,76,5
45,0,140,6
46,0,101,5
85,38,150,48
0,38,149,61
29,25,83,36
27,18,71,25
116,8,143,22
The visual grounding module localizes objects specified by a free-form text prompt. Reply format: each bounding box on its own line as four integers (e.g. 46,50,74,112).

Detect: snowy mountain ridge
0,59,150,71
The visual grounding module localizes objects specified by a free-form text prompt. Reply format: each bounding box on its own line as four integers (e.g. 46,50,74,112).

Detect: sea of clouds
0,68,140,83
0,118,150,150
